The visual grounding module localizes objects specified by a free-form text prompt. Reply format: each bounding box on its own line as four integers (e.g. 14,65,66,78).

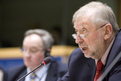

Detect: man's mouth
82,47,87,50
81,47,88,52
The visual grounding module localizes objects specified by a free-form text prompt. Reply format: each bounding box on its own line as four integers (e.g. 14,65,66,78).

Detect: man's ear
103,24,112,40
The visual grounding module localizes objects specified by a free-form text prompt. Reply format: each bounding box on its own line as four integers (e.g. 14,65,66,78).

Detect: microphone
17,57,51,81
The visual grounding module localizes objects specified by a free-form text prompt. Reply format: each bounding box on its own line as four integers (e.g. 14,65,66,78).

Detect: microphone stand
17,63,44,81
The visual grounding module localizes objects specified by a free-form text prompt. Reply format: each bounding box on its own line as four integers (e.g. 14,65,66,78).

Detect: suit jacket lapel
17,68,27,81
20,70,26,81
86,58,96,81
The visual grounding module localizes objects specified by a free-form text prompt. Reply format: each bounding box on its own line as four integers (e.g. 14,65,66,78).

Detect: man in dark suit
6,29,67,81
57,1,121,81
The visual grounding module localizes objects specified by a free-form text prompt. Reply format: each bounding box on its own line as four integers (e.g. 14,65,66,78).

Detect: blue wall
0,57,62,72
0,58,24,71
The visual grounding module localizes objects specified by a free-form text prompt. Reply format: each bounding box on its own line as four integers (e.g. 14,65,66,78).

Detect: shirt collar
36,63,50,78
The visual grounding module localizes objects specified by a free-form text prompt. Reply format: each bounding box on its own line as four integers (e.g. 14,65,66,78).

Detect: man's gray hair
24,29,54,51
73,1,119,33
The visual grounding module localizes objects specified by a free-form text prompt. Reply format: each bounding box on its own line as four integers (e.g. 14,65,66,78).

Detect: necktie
94,60,104,81
30,73,37,81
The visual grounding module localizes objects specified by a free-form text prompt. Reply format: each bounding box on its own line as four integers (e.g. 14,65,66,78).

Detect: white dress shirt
25,63,50,81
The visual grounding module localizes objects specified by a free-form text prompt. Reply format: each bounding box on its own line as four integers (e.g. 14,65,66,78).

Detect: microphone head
43,57,51,65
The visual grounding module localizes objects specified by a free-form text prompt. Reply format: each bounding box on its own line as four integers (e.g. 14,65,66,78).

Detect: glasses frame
20,47,43,55
72,24,107,40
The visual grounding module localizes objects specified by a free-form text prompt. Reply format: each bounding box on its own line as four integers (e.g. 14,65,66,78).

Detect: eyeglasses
21,48,43,55
72,24,107,40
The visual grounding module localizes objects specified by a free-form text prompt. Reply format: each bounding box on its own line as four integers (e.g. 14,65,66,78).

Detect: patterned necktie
30,72,37,81
94,60,104,81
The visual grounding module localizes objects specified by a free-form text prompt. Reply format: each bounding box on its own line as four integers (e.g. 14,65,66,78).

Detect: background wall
0,0,120,47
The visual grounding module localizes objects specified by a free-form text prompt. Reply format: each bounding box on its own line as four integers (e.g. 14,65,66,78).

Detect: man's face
22,34,45,70
74,17,106,60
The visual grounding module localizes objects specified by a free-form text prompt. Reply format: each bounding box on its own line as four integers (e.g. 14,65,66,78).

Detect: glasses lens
79,34,85,39
72,34,77,39
20,48,24,51
72,34,85,39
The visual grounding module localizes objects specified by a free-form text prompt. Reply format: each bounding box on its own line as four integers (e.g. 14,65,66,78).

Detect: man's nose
24,50,31,57
75,34,84,44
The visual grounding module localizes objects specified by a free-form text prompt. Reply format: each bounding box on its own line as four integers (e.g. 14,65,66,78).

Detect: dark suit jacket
6,58,68,81
57,48,96,81
57,29,121,81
